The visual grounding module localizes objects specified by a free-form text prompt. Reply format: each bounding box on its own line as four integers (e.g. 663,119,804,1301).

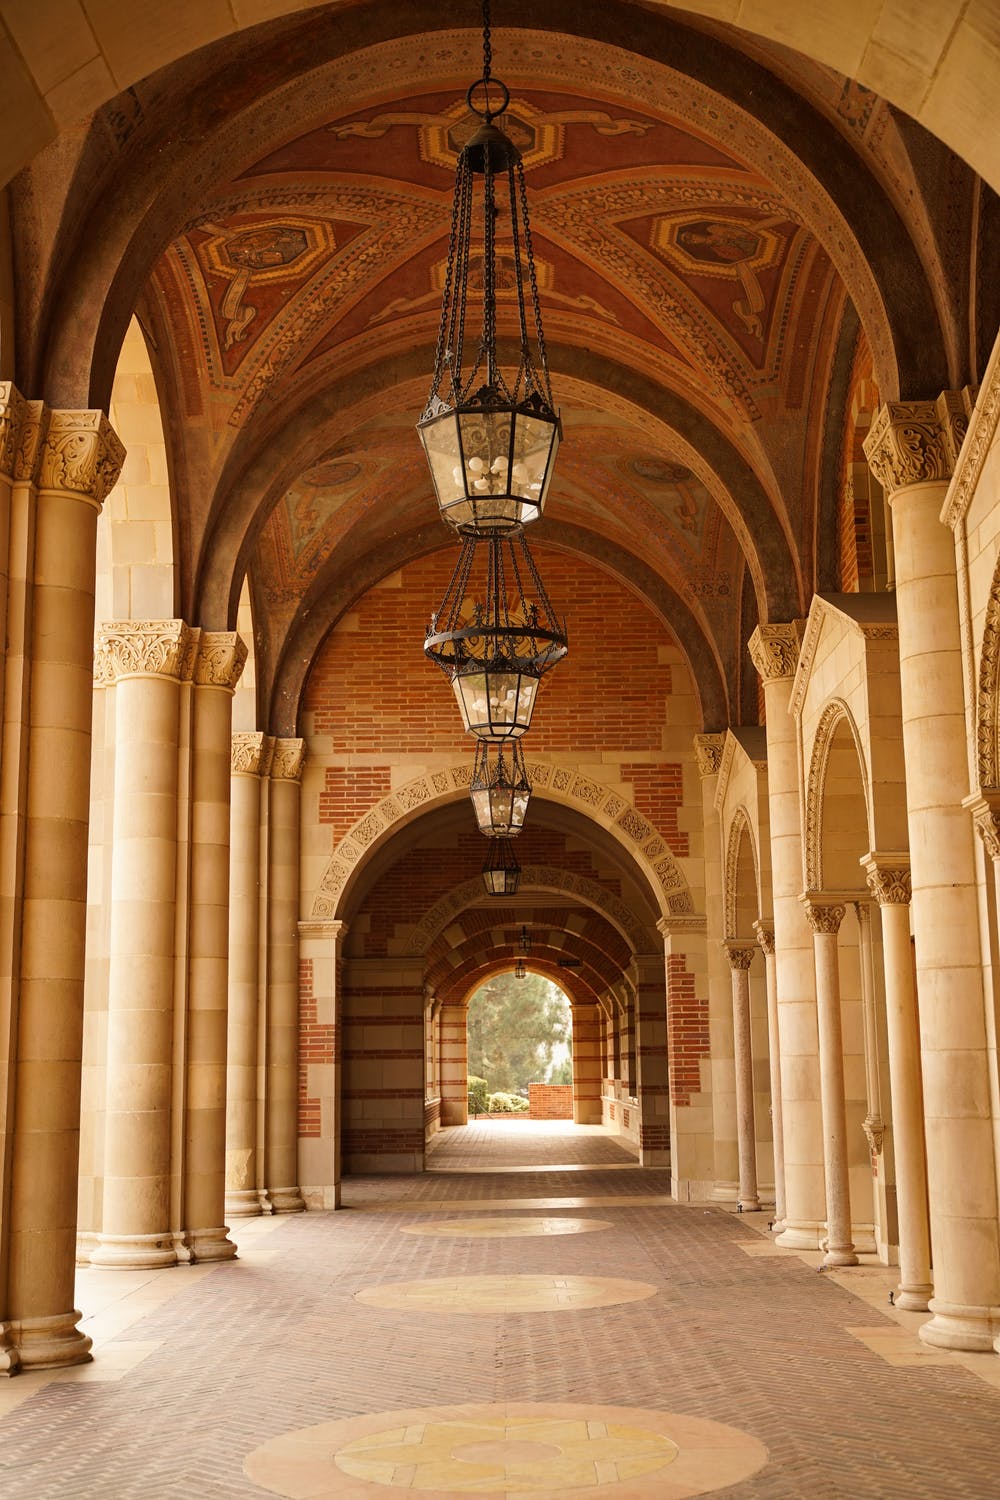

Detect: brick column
749,623,825,1249
439,1004,468,1126
866,396,1000,1350
694,733,738,1201
265,739,306,1212
297,918,347,1210
658,914,712,1201
724,942,760,1211
634,955,670,1166
1,395,124,1369
570,1002,602,1124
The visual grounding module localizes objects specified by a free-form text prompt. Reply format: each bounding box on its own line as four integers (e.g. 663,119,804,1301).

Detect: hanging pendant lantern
514,957,527,980
426,532,567,739
470,740,531,836
417,0,561,538
482,836,521,896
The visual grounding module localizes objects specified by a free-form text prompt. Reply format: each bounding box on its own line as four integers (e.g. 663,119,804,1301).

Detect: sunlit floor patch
399,1216,612,1239
245,1402,769,1498
354,1274,657,1313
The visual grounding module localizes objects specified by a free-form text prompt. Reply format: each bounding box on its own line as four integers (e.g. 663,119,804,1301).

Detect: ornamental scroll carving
802,900,845,935
723,942,755,971
39,410,126,504
693,732,725,778
753,921,775,956
967,798,1000,863
862,393,967,496
723,805,756,941
231,732,269,776
748,622,801,682
974,560,1000,788
271,738,305,781
194,632,247,690
94,621,194,685
863,861,911,905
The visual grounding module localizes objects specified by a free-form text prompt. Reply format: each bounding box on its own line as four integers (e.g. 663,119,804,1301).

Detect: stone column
4,402,124,1368
634,955,670,1166
183,633,246,1261
90,622,192,1269
802,898,858,1268
866,396,1000,1350
570,1002,602,1124
265,738,306,1211
296,918,347,1209
862,856,933,1311
754,921,786,1227
694,733,738,1200
439,1004,468,1125
226,731,270,1218
724,942,760,1210
749,623,825,1248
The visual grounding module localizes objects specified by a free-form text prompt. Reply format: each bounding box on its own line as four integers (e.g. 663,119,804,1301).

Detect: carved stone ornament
94,620,194,685
801,898,846,935
231,732,268,775
194,631,248,690
862,393,967,497
964,793,1000,863
753,920,775,956
862,859,911,905
723,942,755,971
748,622,802,682
271,738,305,781
862,1114,886,1156
693,732,725,778
39,409,126,504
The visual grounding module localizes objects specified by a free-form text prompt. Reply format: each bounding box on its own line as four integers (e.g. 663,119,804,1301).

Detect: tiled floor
3,1122,1000,1498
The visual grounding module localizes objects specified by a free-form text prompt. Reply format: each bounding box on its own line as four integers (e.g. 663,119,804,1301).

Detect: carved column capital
861,854,912,905
231,732,271,776
862,392,968,497
194,631,248,691
271,737,305,782
297,918,349,944
40,409,126,505
964,793,1000,863
801,897,846,935
94,620,195,685
693,732,725,778
753,920,775,956
723,941,755,971
748,622,802,681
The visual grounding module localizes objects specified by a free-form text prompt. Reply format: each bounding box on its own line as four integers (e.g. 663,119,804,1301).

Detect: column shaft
571,1003,602,1124
695,735,737,1199
226,734,267,1217
805,902,858,1267
725,945,759,1210
265,741,305,1211
755,922,786,1226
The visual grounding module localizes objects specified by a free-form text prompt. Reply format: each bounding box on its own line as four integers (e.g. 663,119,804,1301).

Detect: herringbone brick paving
2,1123,999,1498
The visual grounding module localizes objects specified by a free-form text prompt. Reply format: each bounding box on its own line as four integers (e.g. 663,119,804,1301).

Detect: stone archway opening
466,971,573,1121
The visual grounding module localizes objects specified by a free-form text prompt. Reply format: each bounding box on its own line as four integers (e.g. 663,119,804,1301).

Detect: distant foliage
546,1056,573,1086
467,1075,490,1114
487,1091,529,1113
467,973,571,1094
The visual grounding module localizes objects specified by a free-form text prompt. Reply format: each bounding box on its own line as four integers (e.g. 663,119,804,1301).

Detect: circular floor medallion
245,1402,769,1499
354,1274,657,1313
400,1216,612,1239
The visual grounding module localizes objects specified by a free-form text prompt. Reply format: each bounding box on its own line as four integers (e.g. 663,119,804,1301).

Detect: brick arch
803,698,871,892
309,760,694,922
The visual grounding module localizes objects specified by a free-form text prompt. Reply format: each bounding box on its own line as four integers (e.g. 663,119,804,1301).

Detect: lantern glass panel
452,668,537,739
511,409,559,511
418,410,464,509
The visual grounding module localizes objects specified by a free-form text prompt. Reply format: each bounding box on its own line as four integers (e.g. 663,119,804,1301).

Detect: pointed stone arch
308,759,693,920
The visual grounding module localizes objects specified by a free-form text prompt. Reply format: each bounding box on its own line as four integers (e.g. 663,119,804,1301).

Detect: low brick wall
528,1083,573,1120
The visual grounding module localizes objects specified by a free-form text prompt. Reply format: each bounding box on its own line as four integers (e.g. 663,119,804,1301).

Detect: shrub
487,1091,529,1113
467,1076,489,1114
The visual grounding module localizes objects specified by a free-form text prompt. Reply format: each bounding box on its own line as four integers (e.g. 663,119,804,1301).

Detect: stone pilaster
658,914,712,1200
634,954,670,1167
865,396,1000,1350
266,738,306,1212
439,1004,468,1127
570,1003,603,1124
724,942,760,1211
1,392,124,1368
226,732,271,1218
749,622,825,1248
802,898,858,1268
862,855,933,1311
754,920,786,1228
297,918,348,1209
90,622,194,1269
695,732,737,1201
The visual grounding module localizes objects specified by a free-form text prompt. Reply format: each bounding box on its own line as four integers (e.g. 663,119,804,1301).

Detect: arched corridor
4,1121,1000,1497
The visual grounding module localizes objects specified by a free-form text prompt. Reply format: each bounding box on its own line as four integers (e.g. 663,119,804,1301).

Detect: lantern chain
517,160,553,405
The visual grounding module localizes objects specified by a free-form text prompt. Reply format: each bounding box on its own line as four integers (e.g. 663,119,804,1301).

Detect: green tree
467,974,571,1094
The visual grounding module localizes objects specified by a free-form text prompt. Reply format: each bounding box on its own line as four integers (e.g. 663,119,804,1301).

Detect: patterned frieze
94,620,195,685
748,621,802,682
863,392,968,496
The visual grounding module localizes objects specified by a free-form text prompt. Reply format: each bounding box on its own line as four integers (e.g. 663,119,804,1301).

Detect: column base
919,1299,1000,1352
225,1190,263,1219
0,1323,21,1376
268,1186,306,1213
10,1310,92,1370
894,1284,933,1312
187,1226,237,1263
775,1221,824,1249
91,1233,178,1269
738,1194,762,1212
821,1246,859,1268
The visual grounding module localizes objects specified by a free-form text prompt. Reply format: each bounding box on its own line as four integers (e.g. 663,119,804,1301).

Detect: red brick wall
666,955,708,1107
528,1082,574,1119
319,766,392,841
620,763,688,856
298,957,336,1139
